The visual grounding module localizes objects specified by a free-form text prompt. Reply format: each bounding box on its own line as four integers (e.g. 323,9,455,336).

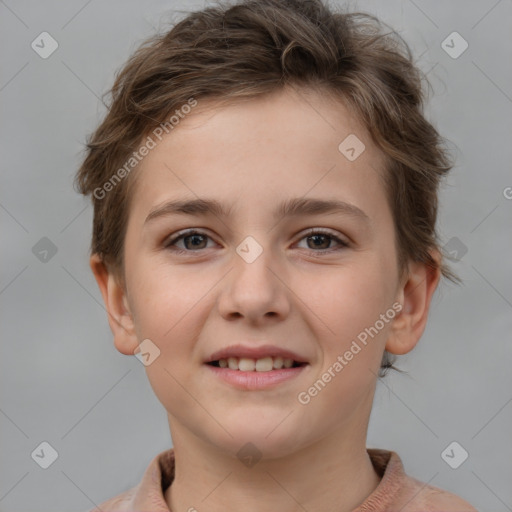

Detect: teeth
239,358,256,371
255,357,273,371
273,356,284,369
216,356,298,372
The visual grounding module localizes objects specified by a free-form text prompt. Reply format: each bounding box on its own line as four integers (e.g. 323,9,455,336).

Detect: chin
214,421,305,461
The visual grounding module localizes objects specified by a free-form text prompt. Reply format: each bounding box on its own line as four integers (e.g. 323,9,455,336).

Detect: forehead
128,86,389,225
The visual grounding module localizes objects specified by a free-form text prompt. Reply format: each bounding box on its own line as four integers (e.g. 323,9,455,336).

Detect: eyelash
163,228,349,255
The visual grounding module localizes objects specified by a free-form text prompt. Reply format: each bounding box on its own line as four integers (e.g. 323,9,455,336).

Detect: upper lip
205,344,309,364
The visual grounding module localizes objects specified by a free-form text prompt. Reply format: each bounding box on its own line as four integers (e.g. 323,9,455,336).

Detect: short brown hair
74,0,458,376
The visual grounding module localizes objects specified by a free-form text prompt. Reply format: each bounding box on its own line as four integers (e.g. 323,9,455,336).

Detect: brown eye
296,229,349,253
181,233,208,250
307,233,331,250
164,230,214,253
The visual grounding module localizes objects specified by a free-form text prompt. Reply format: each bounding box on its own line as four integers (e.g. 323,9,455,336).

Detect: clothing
90,448,478,511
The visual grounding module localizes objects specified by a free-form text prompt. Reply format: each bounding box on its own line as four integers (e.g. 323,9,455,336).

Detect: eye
295,229,349,253
164,229,216,254
163,228,349,255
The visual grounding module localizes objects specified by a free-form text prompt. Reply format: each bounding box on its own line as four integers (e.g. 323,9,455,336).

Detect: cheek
307,253,397,366
293,260,396,427
128,265,210,415
128,257,205,337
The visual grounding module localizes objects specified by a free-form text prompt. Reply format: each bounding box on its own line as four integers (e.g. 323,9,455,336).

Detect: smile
205,359,309,390
208,356,306,372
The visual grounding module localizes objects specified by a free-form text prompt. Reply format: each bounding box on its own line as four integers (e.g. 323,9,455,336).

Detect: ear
385,250,441,355
89,253,139,356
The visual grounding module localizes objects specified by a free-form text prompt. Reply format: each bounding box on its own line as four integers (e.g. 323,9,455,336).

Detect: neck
164,426,381,512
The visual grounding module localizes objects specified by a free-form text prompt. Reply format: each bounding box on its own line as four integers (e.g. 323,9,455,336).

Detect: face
110,87,408,459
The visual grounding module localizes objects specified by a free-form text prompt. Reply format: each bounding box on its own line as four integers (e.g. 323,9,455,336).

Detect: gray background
1,0,511,510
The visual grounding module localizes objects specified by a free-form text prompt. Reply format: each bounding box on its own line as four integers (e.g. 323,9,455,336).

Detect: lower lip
205,364,308,390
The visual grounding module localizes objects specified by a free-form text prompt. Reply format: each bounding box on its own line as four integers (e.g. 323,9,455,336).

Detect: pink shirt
91,448,478,511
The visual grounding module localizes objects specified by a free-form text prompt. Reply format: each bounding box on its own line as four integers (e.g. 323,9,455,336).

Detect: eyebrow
144,197,370,225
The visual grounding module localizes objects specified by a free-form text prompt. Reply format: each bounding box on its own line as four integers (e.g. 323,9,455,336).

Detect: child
76,0,478,510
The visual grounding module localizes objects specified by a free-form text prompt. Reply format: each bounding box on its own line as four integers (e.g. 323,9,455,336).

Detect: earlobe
385,252,441,356
89,254,139,356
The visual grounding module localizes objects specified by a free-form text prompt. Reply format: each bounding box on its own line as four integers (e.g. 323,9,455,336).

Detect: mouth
204,355,310,390
203,345,310,389
206,356,307,372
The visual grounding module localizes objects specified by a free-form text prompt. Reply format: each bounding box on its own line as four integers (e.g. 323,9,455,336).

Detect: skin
91,85,440,512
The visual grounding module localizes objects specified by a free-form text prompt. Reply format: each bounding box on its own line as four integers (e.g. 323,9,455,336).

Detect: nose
217,240,291,325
